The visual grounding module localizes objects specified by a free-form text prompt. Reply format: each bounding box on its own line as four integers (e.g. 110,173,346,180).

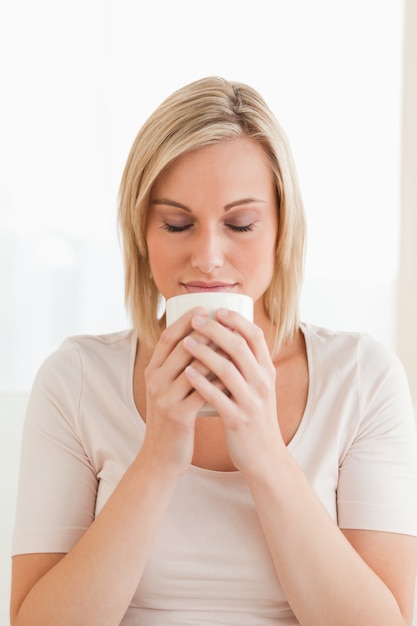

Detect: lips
182,282,236,293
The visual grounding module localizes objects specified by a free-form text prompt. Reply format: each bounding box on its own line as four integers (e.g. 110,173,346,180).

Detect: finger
183,337,246,404
147,311,212,392
165,373,208,414
215,308,272,366
149,306,208,370
185,364,235,417
189,316,260,381
166,352,227,404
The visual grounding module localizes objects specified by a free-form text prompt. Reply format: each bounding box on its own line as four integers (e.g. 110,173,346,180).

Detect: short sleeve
12,340,98,555
337,335,417,536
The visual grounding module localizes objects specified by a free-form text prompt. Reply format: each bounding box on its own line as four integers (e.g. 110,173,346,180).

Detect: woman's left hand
183,307,285,477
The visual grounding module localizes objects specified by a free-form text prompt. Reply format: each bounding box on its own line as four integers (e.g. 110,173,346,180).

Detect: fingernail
184,336,197,348
218,308,228,317
185,365,197,377
193,315,207,327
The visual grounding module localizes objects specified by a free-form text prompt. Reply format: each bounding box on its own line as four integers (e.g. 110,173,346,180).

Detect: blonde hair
118,76,306,352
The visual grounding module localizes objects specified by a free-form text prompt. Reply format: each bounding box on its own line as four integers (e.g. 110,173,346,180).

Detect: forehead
151,137,274,198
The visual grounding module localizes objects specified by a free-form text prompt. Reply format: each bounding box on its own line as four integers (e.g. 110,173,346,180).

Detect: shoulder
42,328,135,366
62,328,136,357
33,329,136,393
302,322,414,429
302,322,402,375
25,329,137,433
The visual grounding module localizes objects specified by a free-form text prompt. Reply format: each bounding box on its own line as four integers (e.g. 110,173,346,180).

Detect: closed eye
161,223,193,233
161,222,256,233
226,223,255,232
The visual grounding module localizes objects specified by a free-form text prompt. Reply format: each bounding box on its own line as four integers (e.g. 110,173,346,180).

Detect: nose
190,228,224,274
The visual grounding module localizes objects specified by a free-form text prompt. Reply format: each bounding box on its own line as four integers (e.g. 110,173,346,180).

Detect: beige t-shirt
12,324,417,625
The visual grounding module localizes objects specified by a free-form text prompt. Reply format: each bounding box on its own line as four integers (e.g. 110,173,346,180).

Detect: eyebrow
151,198,266,212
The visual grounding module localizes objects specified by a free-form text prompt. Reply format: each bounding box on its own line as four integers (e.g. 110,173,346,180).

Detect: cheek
147,235,183,278
245,236,276,267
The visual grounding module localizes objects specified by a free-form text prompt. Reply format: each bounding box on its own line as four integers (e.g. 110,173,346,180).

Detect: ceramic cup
166,292,253,326
165,292,254,416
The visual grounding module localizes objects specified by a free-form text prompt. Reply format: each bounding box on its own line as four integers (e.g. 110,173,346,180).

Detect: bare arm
11,461,179,626
246,452,417,626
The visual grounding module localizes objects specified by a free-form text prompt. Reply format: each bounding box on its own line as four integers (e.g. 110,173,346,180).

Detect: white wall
0,0,405,391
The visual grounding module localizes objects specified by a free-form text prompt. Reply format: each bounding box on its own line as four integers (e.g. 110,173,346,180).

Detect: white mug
166,292,253,326
165,292,254,416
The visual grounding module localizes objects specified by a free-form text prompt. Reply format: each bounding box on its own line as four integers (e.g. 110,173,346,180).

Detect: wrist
242,447,300,501
132,446,187,488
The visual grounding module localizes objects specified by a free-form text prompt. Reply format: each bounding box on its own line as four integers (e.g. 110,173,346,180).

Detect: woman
11,77,417,625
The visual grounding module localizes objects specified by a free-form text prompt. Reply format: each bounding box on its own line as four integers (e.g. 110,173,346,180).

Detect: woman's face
146,137,279,324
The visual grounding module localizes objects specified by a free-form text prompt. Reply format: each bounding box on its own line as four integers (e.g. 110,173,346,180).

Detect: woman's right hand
137,307,210,476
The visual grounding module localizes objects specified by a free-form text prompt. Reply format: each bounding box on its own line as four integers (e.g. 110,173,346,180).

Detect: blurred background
1,0,416,622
